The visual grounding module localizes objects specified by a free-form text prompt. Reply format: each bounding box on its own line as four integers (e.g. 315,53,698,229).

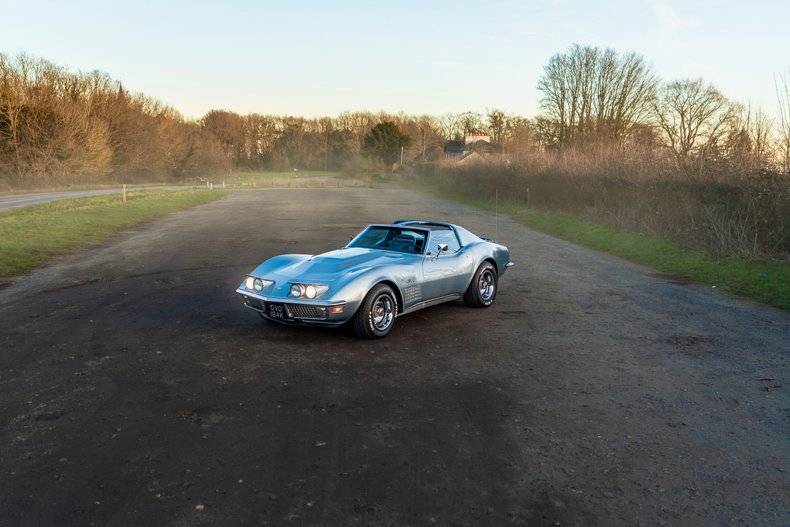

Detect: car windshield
348,226,427,254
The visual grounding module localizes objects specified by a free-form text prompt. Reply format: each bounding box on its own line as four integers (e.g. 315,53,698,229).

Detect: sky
2,0,788,119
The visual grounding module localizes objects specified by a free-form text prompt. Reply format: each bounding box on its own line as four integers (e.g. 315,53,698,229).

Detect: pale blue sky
2,0,788,119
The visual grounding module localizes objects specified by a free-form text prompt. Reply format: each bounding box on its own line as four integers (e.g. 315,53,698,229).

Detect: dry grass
408,179,790,310
416,146,789,260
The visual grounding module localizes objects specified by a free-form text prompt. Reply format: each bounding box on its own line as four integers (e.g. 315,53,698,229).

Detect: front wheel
464,262,498,307
352,284,398,338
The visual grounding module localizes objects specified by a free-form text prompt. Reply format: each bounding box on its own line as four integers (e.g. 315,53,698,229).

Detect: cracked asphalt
0,187,787,525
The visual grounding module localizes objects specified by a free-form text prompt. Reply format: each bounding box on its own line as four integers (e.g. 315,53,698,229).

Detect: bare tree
724,105,773,172
537,44,657,146
486,109,507,145
436,113,462,140
776,72,790,173
457,111,483,136
652,79,736,176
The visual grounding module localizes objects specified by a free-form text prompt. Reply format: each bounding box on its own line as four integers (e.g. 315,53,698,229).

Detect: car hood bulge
270,247,416,283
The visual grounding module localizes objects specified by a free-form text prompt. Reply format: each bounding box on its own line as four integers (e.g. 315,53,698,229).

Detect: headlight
289,283,328,299
244,276,272,292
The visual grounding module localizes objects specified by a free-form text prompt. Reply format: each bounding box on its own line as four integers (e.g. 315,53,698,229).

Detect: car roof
391,219,457,230
364,223,431,233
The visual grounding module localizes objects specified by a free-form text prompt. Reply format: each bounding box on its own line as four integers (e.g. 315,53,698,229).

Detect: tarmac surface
0,187,787,525
0,186,193,212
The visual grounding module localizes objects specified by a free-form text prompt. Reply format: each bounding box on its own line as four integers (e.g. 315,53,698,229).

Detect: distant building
464,134,491,145
457,151,486,166
445,135,504,163
443,140,465,160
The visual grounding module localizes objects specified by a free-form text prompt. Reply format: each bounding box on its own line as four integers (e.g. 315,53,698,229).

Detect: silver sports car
236,219,514,338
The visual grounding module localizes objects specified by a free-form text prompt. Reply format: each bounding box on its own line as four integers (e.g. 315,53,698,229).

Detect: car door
421,228,471,299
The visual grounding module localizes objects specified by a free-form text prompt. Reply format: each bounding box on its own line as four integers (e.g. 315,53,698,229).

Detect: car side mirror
428,244,448,258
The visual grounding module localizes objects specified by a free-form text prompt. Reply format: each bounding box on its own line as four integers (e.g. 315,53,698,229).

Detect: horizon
3,0,789,120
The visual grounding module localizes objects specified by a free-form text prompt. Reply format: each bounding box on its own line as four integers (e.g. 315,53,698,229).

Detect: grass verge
0,189,227,281
0,170,361,194
219,170,369,188
413,184,789,310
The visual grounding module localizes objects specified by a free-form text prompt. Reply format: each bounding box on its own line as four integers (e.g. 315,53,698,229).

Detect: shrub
414,149,789,259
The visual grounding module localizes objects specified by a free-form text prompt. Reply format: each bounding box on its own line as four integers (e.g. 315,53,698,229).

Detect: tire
352,284,398,338
464,262,498,308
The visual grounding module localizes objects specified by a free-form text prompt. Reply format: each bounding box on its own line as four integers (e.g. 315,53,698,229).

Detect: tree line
1,45,789,188
0,53,229,186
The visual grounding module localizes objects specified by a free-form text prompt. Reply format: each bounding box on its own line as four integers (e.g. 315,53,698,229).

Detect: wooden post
122,183,127,203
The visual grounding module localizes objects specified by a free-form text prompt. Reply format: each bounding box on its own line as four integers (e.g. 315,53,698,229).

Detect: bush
413,150,789,259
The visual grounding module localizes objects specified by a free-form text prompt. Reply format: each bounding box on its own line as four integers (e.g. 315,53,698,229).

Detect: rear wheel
464,262,498,307
353,284,398,338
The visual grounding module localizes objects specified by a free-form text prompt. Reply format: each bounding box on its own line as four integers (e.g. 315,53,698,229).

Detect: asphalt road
0,186,191,213
0,187,787,526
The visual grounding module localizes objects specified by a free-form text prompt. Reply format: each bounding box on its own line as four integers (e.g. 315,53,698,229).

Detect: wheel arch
374,279,404,314
482,256,499,275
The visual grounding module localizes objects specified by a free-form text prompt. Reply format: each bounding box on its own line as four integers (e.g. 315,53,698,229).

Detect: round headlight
253,278,264,291
305,285,317,299
245,276,255,290
290,284,303,297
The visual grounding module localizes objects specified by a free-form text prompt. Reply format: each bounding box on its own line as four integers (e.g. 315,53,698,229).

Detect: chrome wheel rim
479,270,495,302
371,294,394,331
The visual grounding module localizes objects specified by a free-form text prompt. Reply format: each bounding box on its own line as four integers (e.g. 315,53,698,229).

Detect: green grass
0,189,227,280
413,184,790,310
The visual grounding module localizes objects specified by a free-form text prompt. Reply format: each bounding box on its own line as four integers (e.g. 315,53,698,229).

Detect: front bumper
236,289,353,326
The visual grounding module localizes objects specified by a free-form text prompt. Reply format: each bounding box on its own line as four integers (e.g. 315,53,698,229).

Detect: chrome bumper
236,289,352,326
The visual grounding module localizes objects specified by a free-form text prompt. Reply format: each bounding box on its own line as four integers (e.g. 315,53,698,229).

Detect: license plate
268,304,287,319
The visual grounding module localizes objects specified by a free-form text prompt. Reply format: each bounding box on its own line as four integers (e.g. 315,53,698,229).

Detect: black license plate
268,303,287,320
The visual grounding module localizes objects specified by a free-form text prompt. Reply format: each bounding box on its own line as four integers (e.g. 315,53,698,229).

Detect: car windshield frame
347,225,429,255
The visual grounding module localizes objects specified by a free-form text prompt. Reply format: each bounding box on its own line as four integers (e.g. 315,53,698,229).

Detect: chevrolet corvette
236,219,513,338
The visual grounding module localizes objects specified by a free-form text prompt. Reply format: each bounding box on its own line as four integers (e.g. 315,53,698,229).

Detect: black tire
464,262,498,308
352,284,398,338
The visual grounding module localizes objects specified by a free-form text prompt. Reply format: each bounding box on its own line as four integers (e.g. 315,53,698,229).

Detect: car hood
268,247,418,284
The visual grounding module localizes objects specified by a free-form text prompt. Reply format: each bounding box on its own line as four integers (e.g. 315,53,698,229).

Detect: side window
431,229,461,254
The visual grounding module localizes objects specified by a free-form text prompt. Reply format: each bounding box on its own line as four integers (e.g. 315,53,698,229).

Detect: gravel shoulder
0,187,787,525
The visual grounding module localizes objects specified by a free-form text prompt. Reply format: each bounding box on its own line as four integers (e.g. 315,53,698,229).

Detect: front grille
284,303,326,319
